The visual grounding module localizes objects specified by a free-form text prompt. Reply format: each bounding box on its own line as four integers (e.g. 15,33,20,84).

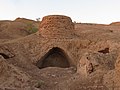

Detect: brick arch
36,47,73,69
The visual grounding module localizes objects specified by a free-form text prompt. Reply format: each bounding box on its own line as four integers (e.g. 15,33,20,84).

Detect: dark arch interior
36,47,71,69
0,53,9,59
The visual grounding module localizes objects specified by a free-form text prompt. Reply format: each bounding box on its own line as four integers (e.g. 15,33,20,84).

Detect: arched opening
36,47,71,69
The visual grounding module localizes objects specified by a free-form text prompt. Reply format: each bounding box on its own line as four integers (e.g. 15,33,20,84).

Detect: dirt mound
110,22,120,26
15,17,36,23
15,17,39,31
0,21,29,42
0,18,39,43
0,55,31,90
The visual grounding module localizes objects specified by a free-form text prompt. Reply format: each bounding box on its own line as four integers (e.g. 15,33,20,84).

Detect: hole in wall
0,53,9,59
36,47,71,69
98,48,109,54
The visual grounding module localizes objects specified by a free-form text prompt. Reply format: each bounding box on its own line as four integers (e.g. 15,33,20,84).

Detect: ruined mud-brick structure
0,15,120,89
37,15,77,68
0,15,118,70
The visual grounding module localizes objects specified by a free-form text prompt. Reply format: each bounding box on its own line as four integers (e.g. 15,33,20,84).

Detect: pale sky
0,0,120,24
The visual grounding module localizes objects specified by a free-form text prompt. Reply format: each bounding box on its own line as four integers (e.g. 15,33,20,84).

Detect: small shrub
26,23,38,34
